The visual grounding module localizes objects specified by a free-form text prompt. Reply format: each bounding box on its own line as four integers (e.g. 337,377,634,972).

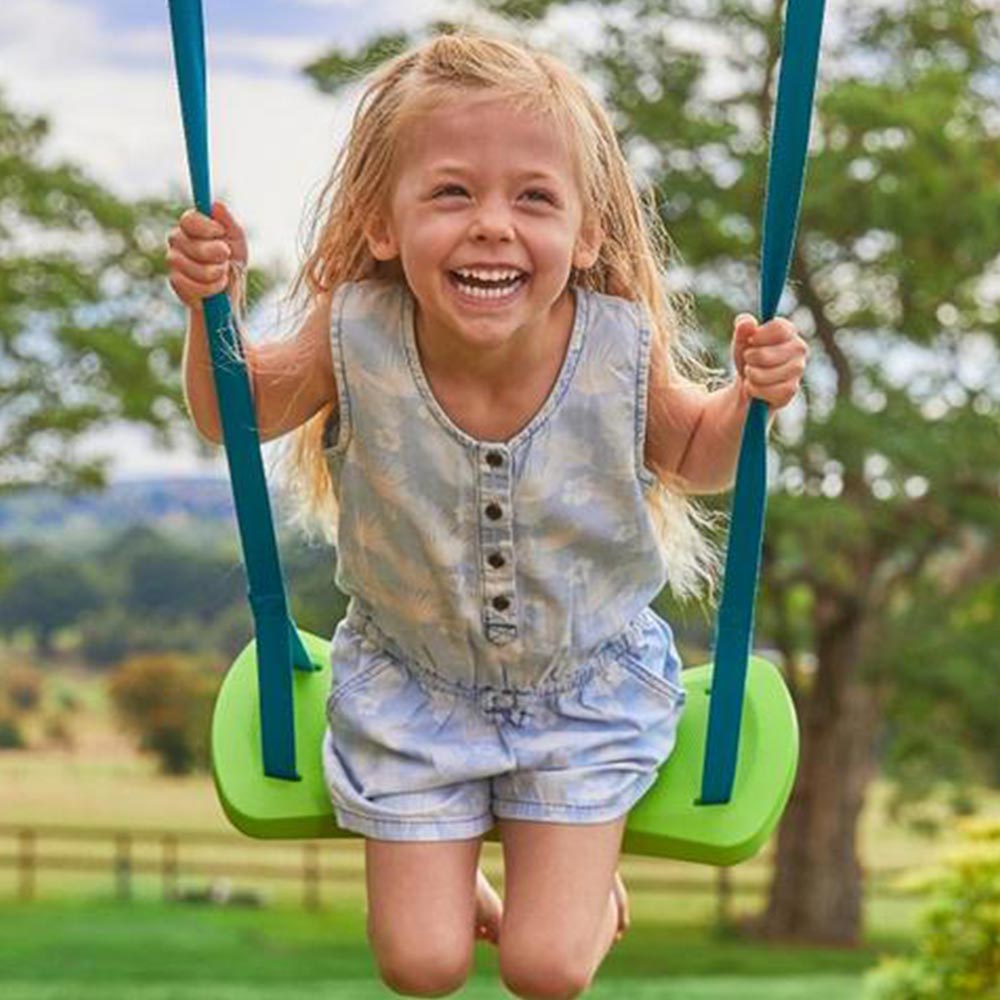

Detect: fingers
745,317,796,345
744,355,806,388
734,314,808,407
166,202,246,307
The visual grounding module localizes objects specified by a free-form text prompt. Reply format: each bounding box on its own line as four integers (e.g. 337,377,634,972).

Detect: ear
573,215,604,270
364,210,399,262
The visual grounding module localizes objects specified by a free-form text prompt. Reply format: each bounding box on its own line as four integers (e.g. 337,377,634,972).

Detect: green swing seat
213,632,797,864
169,0,824,867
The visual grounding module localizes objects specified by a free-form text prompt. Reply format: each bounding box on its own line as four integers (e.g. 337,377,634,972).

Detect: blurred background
1,1,998,998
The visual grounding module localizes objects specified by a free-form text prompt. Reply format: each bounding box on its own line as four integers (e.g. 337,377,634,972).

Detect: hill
0,478,237,548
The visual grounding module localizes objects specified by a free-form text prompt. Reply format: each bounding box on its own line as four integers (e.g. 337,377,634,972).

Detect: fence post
115,832,132,901
161,834,179,902
18,828,35,902
715,866,732,930
303,842,320,911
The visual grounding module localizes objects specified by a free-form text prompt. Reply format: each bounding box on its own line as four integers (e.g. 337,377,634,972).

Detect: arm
644,335,775,497
183,288,337,445
645,311,807,495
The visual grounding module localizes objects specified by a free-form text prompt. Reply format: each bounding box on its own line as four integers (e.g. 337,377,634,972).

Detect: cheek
407,215,460,254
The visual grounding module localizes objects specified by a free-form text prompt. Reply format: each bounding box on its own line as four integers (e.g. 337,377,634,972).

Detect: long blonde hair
275,27,725,604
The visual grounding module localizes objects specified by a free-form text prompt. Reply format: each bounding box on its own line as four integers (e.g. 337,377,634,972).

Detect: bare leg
496,815,628,1000
364,835,483,997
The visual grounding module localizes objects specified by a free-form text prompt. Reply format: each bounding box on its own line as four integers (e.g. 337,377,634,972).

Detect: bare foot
612,870,630,943
475,867,503,946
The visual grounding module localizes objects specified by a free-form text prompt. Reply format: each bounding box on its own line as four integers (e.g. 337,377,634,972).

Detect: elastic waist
343,598,652,702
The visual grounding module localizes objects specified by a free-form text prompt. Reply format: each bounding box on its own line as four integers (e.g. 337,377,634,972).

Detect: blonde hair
271,27,726,605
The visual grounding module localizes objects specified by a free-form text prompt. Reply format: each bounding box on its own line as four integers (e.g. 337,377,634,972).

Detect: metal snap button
486,450,504,468
487,551,505,569
485,502,503,520
492,595,510,611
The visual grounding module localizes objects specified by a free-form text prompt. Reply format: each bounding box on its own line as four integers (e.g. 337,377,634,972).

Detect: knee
376,944,473,998
499,946,593,1000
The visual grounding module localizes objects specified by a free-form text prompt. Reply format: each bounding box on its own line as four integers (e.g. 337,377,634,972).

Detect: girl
167,29,806,1000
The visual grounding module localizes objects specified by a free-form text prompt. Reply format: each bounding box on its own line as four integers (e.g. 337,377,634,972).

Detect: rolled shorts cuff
333,804,497,842
492,767,659,826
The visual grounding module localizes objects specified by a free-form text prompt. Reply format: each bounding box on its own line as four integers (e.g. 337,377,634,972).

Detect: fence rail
0,823,913,920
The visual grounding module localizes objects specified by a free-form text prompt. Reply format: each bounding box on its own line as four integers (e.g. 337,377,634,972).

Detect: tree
0,545,105,655
0,88,273,493
304,0,1000,944
108,653,216,775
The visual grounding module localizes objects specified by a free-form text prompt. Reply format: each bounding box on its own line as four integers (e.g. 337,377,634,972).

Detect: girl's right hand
166,201,249,308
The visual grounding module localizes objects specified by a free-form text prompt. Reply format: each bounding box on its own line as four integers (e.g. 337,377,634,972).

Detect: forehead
399,96,577,181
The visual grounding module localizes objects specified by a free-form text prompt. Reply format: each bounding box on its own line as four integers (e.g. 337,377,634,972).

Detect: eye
433,184,467,198
523,188,555,204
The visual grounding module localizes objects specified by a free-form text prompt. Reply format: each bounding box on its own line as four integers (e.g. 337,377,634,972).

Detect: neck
414,287,576,392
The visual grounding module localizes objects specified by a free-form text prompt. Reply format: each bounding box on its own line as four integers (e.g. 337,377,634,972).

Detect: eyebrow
426,163,561,185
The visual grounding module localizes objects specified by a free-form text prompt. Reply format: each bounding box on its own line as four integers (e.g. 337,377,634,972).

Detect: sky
0,0,447,480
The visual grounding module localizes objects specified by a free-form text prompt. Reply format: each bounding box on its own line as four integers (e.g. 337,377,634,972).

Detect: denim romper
320,278,686,841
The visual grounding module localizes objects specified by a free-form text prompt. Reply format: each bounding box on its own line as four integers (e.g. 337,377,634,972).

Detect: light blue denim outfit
320,278,686,841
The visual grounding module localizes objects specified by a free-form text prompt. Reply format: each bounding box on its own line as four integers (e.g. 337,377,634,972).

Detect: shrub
864,819,1000,999
0,711,26,749
3,663,44,712
107,653,217,775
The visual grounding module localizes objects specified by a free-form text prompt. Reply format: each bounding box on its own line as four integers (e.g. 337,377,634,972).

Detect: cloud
0,0,372,477
0,1,356,266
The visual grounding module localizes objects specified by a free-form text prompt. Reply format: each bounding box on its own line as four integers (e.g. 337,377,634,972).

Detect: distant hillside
0,478,238,547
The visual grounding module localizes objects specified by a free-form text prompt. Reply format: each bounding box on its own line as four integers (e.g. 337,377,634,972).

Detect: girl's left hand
731,313,809,410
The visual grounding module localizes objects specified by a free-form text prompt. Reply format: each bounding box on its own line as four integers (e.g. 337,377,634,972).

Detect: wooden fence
0,823,910,924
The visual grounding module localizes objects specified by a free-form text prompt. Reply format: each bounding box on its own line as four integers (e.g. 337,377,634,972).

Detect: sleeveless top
323,278,669,690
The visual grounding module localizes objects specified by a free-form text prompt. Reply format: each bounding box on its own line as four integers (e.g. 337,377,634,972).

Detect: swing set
167,0,826,865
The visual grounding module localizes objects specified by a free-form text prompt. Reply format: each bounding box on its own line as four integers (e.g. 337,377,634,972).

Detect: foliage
107,652,216,775
0,87,279,493
865,819,1000,999
879,573,1000,830
0,520,345,669
0,546,106,654
3,662,43,711
0,710,25,749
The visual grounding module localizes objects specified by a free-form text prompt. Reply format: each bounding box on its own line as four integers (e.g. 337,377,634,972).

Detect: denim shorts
321,606,686,841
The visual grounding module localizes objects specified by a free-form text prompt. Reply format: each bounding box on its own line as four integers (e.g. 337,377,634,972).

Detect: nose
469,197,515,241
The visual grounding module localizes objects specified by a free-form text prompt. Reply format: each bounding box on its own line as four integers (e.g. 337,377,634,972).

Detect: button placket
478,444,517,645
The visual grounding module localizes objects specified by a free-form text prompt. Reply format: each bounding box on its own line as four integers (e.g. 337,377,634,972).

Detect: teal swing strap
700,0,826,805
168,0,315,782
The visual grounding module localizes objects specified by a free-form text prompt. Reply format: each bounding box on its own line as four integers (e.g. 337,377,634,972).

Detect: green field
0,897,882,999
0,664,961,999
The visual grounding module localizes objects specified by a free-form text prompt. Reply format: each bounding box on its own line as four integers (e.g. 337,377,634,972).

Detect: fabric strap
168,0,314,783
699,0,827,805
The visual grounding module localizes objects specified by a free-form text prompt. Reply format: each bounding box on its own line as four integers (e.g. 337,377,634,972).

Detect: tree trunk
757,609,882,945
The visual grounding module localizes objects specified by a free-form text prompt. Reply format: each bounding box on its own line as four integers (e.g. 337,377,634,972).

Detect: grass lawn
0,897,881,999
0,660,955,998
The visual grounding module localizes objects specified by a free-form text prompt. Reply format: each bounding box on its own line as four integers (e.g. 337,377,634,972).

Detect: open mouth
447,270,530,305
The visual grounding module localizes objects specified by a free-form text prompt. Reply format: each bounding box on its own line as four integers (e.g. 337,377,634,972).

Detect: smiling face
364,94,602,377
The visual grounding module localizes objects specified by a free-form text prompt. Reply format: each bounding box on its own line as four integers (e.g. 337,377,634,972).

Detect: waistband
342,598,654,702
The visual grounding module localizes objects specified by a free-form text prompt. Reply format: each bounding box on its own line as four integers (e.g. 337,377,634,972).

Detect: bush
3,663,44,712
42,711,76,750
864,819,1000,999
107,653,218,775
0,711,26,749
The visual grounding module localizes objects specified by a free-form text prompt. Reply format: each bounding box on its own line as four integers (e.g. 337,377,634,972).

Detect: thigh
497,816,626,978
364,835,483,979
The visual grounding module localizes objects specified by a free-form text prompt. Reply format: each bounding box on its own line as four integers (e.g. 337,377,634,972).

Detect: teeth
451,273,526,300
454,267,523,282
452,268,527,299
